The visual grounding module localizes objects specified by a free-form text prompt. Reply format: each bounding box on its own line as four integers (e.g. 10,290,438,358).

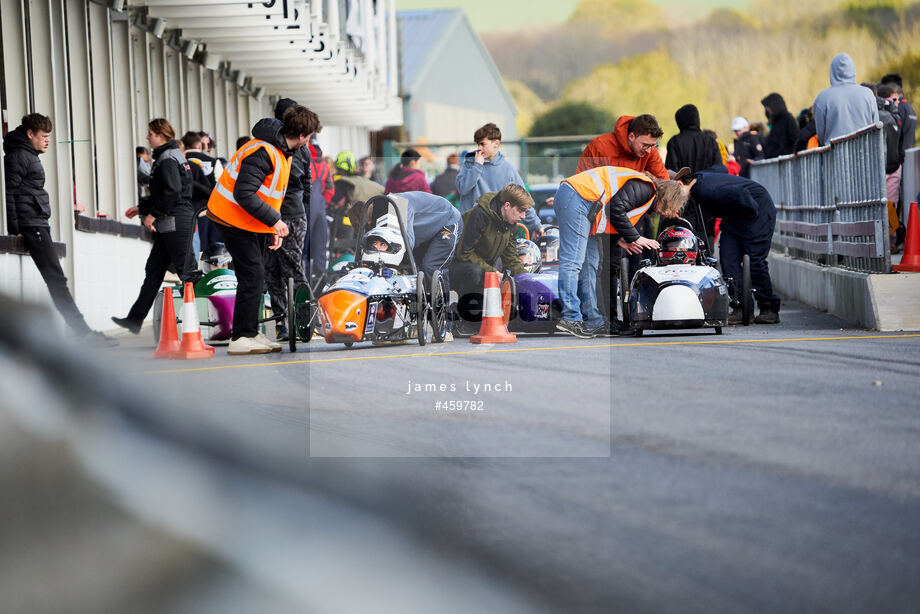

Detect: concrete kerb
767,251,920,331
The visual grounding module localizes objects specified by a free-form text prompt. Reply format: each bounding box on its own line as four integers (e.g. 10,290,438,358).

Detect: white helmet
362,225,405,267
516,239,542,273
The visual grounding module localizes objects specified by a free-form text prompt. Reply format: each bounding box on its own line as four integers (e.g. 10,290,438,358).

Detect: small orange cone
894,202,920,272
153,286,180,358
471,272,517,344
170,282,215,359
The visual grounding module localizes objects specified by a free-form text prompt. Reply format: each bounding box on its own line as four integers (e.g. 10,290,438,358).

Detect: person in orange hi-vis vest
207,105,320,356
554,166,693,339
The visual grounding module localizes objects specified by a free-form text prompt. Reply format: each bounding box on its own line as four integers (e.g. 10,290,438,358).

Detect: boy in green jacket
451,184,533,336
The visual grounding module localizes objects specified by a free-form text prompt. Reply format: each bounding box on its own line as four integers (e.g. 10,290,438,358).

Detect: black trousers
266,216,308,322
451,260,486,322
719,230,781,312
304,196,328,278
197,215,223,250
125,206,198,325
20,226,91,336
413,221,461,301
221,224,269,338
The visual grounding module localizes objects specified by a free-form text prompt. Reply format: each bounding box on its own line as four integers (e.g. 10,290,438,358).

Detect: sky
394,0,752,33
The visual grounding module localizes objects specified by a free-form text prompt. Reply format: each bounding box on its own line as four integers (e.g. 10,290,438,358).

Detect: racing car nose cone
318,289,367,342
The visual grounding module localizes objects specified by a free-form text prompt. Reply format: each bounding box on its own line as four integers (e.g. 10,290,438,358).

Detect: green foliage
703,8,760,29
505,79,547,136
529,101,616,137
561,49,712,139
568,0,666,37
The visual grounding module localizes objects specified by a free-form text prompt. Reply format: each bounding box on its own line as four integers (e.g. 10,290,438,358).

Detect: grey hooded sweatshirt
813,53,879,144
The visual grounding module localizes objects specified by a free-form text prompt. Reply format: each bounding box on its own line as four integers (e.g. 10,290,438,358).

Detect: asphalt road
36,299,920,612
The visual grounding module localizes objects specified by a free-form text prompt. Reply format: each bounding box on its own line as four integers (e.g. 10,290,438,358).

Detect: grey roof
397,9,462,94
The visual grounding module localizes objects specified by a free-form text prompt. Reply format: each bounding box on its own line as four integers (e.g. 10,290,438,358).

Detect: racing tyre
500,272,517,326
618,257,630,324
430,270,448,343
741,254,753,326
416,271,429,346
344,341,354,348
286,277,297,353
294,283,314,343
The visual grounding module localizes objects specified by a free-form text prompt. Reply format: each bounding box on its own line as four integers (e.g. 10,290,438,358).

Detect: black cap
274,97,298,120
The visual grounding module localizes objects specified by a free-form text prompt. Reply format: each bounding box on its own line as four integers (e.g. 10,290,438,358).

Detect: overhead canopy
128,0,403,127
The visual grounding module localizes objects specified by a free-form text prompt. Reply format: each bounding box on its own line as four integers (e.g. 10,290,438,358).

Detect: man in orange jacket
577,114,670,332
207,105,319,355
576,114,669,178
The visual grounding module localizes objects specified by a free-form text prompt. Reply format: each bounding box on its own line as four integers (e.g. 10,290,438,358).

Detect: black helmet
199,242,232,272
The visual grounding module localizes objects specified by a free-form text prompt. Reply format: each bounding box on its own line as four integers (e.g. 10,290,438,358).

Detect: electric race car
153,242,314,351
500,233,564,334
616,224,734,335
315,195,448,347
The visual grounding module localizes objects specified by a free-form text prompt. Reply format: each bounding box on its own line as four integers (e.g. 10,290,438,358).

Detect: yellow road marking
145,333,920,375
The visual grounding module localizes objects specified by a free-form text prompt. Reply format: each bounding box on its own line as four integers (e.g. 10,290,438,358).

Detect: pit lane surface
117,299,920,612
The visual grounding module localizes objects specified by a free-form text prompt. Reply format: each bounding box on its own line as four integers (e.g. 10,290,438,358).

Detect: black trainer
453,320,480,338
111,316,142,334
556,319,595,339
754,308,780,324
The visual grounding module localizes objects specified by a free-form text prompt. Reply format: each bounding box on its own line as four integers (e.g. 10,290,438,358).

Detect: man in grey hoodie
813,53,879,144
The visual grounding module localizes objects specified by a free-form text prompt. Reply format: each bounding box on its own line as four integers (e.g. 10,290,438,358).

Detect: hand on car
617,236,659,254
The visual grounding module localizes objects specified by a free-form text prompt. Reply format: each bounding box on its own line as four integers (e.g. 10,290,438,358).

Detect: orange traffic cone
894,202,920,272
170,282,215,359
471,272,517,344
153,286,180,358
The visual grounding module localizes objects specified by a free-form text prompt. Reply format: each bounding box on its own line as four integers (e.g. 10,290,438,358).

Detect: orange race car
315,195,448,347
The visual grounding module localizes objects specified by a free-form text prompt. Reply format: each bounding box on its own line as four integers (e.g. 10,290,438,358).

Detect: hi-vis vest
564,166,656,235
207,139,291,233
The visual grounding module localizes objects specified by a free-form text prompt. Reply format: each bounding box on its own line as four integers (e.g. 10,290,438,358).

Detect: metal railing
750,123,890,274
383,135,597,186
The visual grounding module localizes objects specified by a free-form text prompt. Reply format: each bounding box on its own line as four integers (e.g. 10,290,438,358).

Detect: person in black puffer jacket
3,113,116,346
112,118,200,334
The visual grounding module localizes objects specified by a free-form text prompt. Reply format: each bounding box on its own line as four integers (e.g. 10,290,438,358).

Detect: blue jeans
555,183,603,326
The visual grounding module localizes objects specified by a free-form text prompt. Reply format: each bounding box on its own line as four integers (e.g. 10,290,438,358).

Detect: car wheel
430,270,447,343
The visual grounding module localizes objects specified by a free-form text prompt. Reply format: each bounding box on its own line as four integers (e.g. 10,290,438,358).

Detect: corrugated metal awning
128,0,402,127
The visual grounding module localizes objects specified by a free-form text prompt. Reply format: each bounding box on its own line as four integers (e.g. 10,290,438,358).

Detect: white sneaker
255,332,283,352
443,331,454,342
228,336,271,355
